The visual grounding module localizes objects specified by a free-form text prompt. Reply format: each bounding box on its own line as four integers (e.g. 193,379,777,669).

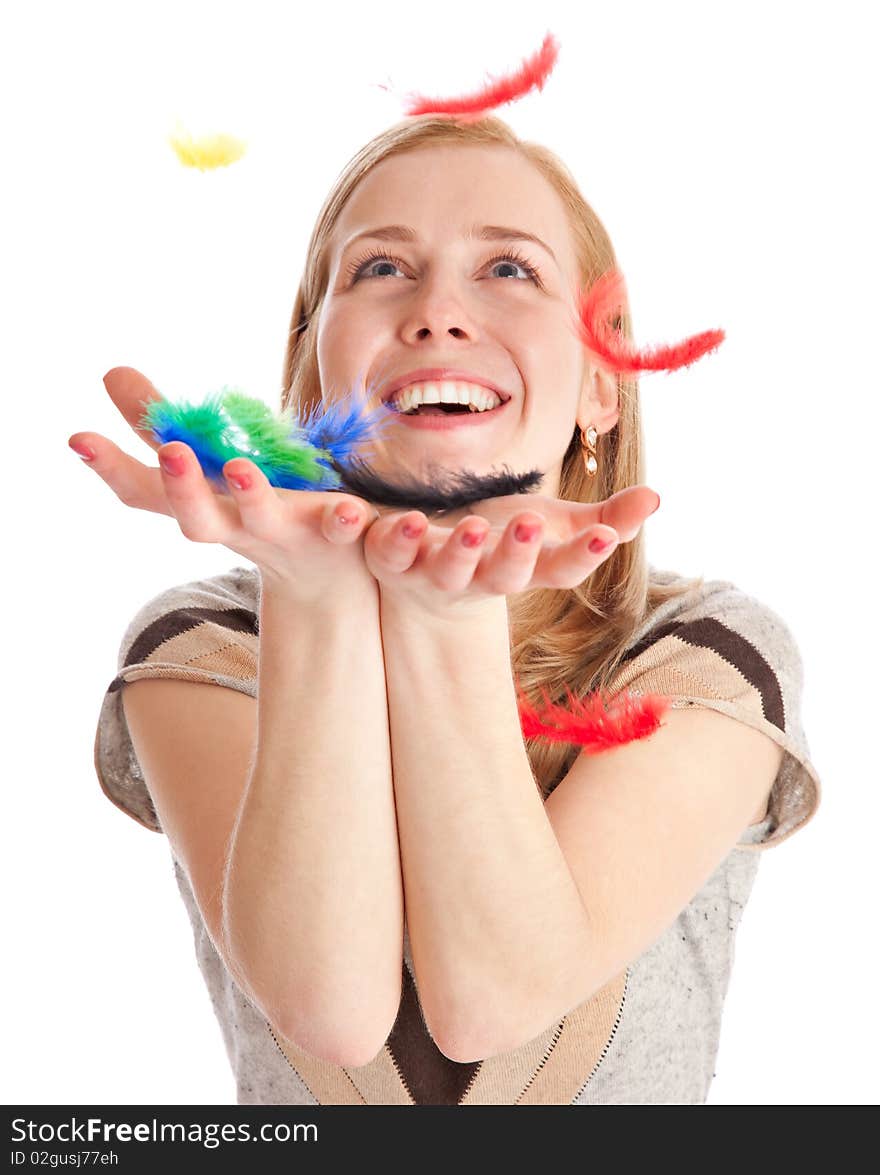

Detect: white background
3,0,876,1106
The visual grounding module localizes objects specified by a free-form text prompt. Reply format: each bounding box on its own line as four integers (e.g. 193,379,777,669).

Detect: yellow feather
167,120,247,171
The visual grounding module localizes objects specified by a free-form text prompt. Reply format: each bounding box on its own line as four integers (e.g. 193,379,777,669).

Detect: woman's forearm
222,574,402,1064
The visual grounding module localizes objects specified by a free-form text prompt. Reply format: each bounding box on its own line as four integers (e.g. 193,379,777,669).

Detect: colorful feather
167,118,248,171
514,678,673,752
400,32,560,120
573,269,726,376
139,386,394,492
138,383,549,509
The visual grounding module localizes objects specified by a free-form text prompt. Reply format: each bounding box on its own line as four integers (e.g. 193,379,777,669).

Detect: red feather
400,32,560,120
515,680,673,753
573,269,725,376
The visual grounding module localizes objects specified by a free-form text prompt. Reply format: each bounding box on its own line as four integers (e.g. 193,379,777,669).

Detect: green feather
220,389,333,483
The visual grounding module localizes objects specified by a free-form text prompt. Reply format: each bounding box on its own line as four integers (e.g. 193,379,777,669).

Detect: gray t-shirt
94,563,821,1105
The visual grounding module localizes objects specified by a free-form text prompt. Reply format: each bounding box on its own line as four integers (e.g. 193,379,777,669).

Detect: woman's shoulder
616,564,821,850
96,565,261,833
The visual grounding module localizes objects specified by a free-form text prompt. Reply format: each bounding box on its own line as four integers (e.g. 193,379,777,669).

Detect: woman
76,114,821,1104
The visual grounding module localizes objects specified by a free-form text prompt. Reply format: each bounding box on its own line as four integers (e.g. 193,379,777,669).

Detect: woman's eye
486,253,541,282
346,251,407,282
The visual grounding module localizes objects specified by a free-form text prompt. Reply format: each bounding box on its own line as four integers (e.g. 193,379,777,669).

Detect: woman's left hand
362,485,660,620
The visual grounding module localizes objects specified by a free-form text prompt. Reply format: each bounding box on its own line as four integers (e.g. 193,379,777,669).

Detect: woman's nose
401,280,478,340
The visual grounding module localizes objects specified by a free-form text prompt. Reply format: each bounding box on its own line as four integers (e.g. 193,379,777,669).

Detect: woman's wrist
258,562,379,617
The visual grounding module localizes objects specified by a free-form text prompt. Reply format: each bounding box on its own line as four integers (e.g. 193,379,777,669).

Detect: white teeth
391,381,503,413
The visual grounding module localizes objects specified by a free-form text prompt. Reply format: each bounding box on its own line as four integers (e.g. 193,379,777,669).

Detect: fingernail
402,521,425,539
335,507,358,525
461,529,487,548
649,493,661,516
589,535,615,553
227,471,252,491
70,441,95,462
514,522,540,542
159,452,186,476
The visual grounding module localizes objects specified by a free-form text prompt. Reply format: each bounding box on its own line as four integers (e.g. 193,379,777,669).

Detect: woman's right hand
69,366,381,606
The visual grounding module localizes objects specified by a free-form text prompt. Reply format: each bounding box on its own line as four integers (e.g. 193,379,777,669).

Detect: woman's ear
578,364,620,433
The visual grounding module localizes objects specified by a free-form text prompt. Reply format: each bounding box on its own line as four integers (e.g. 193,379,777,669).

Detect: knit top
93,563,822,1105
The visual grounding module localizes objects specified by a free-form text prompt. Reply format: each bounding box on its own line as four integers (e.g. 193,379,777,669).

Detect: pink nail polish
589,536,613,553
159,453,186,476
514,523,540,542
461,529,486,548
402,522,425,539
70,441,95,462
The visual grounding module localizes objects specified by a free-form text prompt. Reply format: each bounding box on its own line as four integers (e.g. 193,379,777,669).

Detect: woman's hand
69,366,380,606
361,486,661,620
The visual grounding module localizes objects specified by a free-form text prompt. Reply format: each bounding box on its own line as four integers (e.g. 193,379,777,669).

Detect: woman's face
317,144,618,517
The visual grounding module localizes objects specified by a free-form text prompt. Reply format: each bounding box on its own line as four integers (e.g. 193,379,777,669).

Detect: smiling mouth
393,402,499,416
384,394,510,416
381,381,512,415
378,398,512,433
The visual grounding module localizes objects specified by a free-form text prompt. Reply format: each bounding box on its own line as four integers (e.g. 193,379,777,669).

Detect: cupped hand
361,486,661,620
69,366,380,604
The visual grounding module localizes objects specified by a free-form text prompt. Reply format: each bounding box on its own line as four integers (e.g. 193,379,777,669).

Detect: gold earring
580,424,598,478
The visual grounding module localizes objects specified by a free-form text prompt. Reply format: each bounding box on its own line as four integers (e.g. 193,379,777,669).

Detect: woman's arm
223,576,403,1069
77,366,404,1069
378,593,594,1063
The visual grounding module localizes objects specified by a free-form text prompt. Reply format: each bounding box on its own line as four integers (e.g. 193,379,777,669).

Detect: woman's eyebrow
339,223,558,265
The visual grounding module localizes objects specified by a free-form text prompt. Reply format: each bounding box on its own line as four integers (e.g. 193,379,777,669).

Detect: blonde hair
279,114,703,799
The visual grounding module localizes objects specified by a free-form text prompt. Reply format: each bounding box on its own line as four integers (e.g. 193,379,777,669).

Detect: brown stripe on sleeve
121,605,259,669
108,607,259,694
618,617,785,732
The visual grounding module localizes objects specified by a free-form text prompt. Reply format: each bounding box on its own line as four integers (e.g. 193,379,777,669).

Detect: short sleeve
93,567,260,834
605,580,822,852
